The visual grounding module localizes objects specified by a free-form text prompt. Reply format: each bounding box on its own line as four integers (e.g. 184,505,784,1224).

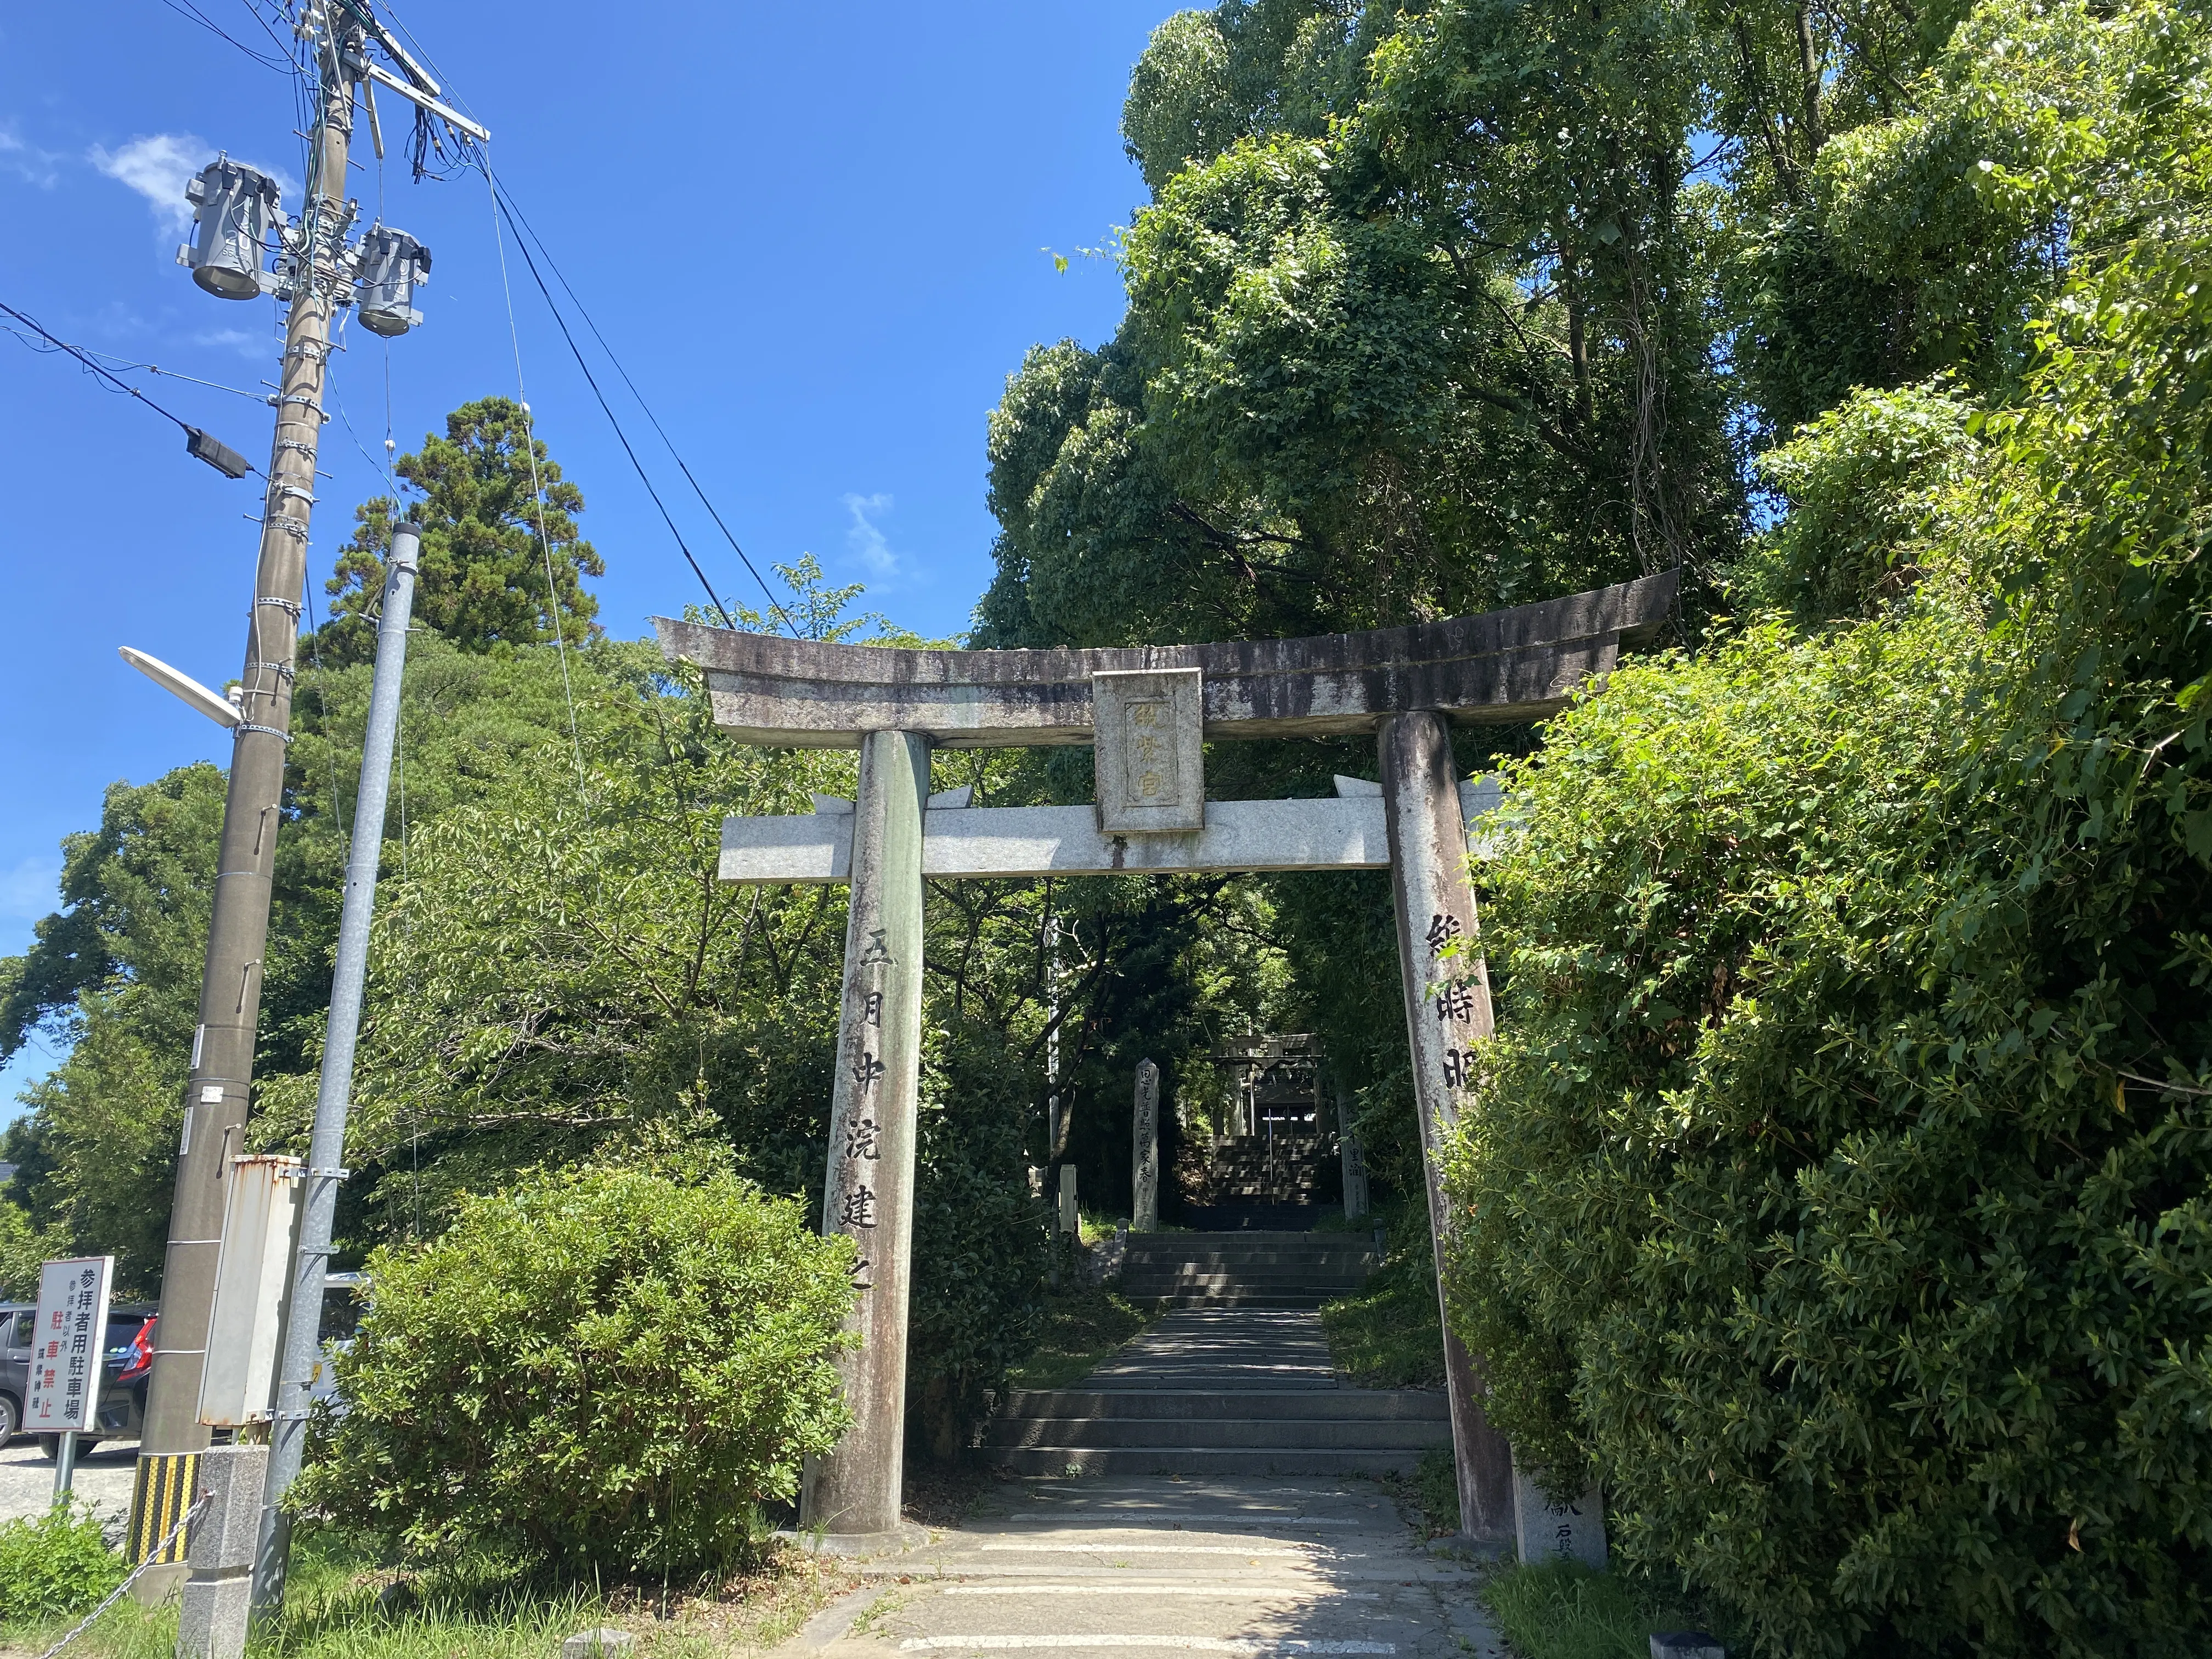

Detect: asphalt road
0,1435,138,1526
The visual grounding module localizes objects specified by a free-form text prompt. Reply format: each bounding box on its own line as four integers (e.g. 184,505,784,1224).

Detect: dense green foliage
0,1502,126,1623
1441,16,2212,1649
295,1153,854,1573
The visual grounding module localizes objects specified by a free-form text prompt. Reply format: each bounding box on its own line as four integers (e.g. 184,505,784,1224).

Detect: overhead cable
480,178,754,633
489,176,800,636
0,298,263,477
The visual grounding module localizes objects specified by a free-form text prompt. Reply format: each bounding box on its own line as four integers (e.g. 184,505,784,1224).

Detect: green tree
1440,10,2212,1646
315,396,602,665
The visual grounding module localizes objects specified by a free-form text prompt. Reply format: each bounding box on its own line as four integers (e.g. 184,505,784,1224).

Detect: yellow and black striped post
127,1452,201,1566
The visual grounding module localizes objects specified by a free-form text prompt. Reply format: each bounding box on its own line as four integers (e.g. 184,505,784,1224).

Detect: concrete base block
176,1570,252,1659
777,1521,932,1558
1650,1635,1725,1659
1511,1452,1607,1570
561,1629,637,1658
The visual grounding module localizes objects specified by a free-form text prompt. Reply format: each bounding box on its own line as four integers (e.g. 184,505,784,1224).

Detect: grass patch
1319,1203,1444,1387
1003,1285,1161,1392
1481,1559,1743,1659
1,1528,855,1659
1482,1560,1649,1659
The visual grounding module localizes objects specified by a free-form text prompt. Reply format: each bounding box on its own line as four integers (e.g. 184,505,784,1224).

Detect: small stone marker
1511,1452,1607,1569
1092,668,1204,832
1132,1058,1161,1232
561,1630,636,1659
1650,1634,1724,1659
1336,1081,1369,1221
176,1442,268,1659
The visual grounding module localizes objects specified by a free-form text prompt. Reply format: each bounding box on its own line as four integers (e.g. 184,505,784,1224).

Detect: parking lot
0,1436,139,1526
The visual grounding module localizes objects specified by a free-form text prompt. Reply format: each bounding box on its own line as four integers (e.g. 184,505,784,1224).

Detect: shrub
1443,229,2212,1655
294,1152,855,1575
0,1502,125,1623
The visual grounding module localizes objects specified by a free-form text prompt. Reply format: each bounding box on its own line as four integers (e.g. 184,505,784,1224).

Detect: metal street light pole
250,520,419,1620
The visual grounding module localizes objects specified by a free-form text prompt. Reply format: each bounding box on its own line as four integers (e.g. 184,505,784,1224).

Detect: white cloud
0,122,63,187
90,132,213,236
0,855,61,930
842,492,901,581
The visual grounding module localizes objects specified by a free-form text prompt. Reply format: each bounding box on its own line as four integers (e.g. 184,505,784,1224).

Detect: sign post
27,1256,115,1502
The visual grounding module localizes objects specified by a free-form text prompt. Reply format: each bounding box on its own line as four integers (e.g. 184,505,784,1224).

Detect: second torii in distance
656,569,1675,1549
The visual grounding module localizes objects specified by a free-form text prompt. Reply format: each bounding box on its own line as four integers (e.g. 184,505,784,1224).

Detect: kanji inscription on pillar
1092,668,1205,833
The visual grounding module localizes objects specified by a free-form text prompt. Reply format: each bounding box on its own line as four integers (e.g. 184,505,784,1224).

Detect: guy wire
484,164,586,788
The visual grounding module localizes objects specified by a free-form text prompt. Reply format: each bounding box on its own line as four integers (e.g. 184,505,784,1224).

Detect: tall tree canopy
317,396,602,665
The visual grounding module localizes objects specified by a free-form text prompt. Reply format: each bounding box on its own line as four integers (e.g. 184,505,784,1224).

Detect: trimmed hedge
296,1155,854,1574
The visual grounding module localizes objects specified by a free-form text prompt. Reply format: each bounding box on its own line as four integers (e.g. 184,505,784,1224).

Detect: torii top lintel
652,570,1676,750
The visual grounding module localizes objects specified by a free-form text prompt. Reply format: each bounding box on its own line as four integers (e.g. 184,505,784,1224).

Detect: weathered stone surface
177,1444,267,1659
1093,669,1205,831
1380,711,1515,1541
560,1630,637,1659
1132,1061,1161,1232
1511,1453,1608,1569
1650,1633,1725,1659
654,572,1677,748
802,731,928,1539
719,783,1505,884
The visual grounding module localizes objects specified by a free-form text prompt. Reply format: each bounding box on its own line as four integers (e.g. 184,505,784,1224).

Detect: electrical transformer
179,157,281,301
354,225,431,337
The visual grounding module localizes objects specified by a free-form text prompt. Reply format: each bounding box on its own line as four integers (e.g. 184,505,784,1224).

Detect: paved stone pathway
795,1308,1503,1659
798,1474,1505,1659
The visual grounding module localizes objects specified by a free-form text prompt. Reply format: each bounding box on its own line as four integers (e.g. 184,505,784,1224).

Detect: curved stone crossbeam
653,570,1676,748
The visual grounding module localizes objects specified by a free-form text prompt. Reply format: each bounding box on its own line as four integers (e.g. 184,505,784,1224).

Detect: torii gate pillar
661,570,1675,1550
802,729,930,1539
1380,710,1516,1538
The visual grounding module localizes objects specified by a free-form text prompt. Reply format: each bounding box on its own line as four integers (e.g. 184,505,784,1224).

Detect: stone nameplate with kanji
1092,668,1203,833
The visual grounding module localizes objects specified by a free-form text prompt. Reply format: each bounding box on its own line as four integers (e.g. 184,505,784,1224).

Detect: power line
0,298,264,476
479,178,754,633
155,0,292,70
488,176,800,636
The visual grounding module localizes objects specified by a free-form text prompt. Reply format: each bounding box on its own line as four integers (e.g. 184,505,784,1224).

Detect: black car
1,1301,158,1454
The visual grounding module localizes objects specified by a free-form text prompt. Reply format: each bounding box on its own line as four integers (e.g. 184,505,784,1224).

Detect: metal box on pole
197,1156,303,1427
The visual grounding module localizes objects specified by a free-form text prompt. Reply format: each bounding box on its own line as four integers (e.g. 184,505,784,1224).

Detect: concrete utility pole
132,16,360,1599
1378,710,1516,1543
803,730,931,1543
248,521,419,1621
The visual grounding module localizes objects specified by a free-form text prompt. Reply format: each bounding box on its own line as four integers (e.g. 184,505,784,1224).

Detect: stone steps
989,1445,1438,1477
984,1307,1444,1480
1118,1231,1379,1310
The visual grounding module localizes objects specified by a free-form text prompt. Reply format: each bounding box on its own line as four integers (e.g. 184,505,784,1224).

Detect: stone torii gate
655,569,1675,1549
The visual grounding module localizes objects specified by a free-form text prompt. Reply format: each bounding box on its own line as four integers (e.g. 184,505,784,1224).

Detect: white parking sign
25,1256,114,1435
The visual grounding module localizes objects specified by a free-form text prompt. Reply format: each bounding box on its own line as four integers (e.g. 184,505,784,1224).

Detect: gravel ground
0,1435,138,1526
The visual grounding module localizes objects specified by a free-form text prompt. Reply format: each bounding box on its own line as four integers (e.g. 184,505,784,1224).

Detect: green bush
0,1502,125,1623
1443,224,2212,1658
294,1152,855,1575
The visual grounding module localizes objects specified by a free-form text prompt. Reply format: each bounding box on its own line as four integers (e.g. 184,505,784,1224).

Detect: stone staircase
1118,1229,1379,1308
982,1307,1449,1477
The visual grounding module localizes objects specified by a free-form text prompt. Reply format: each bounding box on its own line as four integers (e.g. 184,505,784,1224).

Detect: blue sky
0,1,1170,1115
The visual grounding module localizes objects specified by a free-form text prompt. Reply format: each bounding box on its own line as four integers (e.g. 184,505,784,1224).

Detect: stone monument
1132,1059,1161,1233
